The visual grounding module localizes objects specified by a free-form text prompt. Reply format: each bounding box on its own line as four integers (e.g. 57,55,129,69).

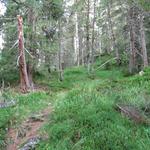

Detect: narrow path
6,107,52,150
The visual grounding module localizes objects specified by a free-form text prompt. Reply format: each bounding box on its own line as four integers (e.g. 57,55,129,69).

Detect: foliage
0,59,150,149
0,0,150,149
37,66,150,150
0,0,64,86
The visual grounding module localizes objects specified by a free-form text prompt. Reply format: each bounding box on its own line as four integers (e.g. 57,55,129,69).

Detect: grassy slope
0,60,150,149
38,67,150,150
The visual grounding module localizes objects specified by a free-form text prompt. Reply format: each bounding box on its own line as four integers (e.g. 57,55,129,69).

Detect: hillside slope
0,66,150,150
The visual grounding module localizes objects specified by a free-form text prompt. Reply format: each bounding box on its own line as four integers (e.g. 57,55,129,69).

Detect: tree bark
139,14,148,68
74,10,79,66
91,0,96,68
58,20,63,81
86,0,90,67
107,1,120,64
27,7,36,90
17,15,30,93
27,62,34,90
128,7,136,73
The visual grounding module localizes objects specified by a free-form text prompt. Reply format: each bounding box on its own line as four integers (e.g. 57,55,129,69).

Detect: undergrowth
0,91,51,149
0,57,150,149
38,66,150,150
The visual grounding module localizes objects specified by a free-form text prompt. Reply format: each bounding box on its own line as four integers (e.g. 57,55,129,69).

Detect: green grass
37,67,150,150
0,91,52,149
50,67,90,90
1,58,150,149
36,66,94,91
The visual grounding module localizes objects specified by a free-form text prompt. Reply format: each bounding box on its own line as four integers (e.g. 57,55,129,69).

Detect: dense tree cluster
0,0,149,92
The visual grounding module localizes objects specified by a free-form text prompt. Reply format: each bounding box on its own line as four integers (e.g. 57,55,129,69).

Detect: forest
0,0,150,149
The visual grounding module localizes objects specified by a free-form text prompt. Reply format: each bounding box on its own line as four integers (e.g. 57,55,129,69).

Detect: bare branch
94,57,117,71
8,40,18,51
24,48,34,58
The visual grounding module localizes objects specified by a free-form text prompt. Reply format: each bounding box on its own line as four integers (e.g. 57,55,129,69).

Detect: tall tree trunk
81,32,84,65
74,11,79,66
86,0,90,60
27,7,36,90
91,0,96,68
128,7,136,73
17,15,30,93
106,23,112,54
27,62,34,90
98,28,102,54
107,1,120,64
86,0,91,71
140,14,148,68
58,20,63,81
78,16,83,65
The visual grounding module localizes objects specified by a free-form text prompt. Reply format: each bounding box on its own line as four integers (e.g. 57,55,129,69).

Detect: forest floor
0,60,150,150
6,107,52,150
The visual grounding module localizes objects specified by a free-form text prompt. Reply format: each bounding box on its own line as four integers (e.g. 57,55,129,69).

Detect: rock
18,137,41,150
0,100,16,109
139,71,144,76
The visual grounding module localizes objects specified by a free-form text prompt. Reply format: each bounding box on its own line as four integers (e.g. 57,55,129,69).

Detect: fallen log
116,104,149,124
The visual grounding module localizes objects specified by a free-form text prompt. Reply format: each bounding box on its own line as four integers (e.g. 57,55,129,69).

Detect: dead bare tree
17,15,30,93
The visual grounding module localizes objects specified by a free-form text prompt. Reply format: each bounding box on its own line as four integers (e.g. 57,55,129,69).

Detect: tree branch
94,57,117,71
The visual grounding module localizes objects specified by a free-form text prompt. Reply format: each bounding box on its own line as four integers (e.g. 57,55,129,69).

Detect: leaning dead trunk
17,15,30,93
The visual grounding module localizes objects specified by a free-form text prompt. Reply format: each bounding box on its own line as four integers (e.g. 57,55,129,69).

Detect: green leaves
138,0,150,11
43,0,64,20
